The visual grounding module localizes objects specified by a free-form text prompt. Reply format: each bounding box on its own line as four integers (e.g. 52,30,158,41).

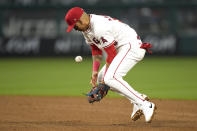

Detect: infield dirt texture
0,96,197,131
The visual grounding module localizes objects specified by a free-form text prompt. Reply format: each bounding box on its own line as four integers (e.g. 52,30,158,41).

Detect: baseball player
65,7,156,122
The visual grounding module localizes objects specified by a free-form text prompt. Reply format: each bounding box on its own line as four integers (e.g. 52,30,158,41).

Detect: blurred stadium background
0,0,197,99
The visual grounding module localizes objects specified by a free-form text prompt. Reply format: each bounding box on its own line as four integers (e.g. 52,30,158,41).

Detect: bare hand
90,71,98,87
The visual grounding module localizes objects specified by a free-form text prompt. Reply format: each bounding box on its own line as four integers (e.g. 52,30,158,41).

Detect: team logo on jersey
93,37,100,44
101,37,108,43
92,37,108,45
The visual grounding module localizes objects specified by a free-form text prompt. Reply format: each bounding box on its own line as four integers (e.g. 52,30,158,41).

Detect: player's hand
90,71,98,87
101,80,105,84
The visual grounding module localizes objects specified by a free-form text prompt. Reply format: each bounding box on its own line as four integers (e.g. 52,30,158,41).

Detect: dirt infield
0,96,197,131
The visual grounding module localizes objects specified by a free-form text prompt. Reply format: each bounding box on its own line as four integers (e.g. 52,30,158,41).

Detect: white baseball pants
97,43,146,105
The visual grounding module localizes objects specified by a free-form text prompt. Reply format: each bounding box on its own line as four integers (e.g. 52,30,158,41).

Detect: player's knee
103,74,114,86
97,71,103,83
103,77,110,87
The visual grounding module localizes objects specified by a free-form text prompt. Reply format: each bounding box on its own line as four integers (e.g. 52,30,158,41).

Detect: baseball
75,56,83,62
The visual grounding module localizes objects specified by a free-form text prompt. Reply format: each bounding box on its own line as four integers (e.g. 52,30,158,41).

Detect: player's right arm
90,44,102,87
82,33,102,86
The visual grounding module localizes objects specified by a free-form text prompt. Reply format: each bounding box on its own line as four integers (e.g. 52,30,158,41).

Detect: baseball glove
86,83,110,103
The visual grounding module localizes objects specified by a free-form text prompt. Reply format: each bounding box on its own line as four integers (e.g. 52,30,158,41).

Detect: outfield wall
0,0,197,56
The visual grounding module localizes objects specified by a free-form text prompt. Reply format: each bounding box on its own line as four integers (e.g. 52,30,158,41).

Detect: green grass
0,57,197,100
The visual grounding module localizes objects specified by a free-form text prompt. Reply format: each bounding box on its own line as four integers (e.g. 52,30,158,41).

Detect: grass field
0,56,197,100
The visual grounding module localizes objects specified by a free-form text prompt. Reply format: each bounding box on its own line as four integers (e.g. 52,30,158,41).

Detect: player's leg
104,43,145,104
104,43,156,122
98,46,154,122
97,64,129,97
98,63,151,122
98,64,139,97
131,94,149,121
97,65,106,84
98,64,144,121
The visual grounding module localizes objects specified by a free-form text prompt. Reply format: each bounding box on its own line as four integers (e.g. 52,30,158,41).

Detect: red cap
65,7,84,32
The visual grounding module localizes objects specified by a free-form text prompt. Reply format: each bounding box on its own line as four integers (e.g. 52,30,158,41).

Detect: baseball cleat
131,94,149,121
142,102,157,123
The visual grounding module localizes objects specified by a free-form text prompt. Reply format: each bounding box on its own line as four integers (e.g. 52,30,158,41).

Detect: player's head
65,7,90,32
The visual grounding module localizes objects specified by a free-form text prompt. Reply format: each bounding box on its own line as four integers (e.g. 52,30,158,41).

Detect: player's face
74,20,88,32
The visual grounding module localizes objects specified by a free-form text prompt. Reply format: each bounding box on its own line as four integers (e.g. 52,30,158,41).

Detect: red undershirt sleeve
104,43,117,64
90,44,102,56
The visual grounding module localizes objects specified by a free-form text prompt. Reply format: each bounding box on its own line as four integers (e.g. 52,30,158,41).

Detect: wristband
93,61,100,72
